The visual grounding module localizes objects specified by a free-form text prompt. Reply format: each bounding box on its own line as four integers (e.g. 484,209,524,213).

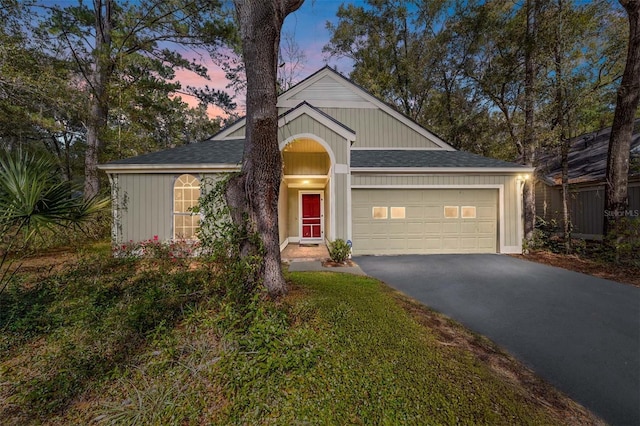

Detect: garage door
352,189,498,255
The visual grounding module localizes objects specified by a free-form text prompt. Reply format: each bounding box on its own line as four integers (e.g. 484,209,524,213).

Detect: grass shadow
0,254,218,423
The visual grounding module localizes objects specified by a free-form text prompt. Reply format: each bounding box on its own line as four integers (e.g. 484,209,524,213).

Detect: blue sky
282,0,355,76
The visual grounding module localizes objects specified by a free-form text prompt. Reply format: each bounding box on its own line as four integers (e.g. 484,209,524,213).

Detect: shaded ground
518,250,640,287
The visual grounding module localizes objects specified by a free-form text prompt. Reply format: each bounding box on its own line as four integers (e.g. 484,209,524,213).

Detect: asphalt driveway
354,254,640,426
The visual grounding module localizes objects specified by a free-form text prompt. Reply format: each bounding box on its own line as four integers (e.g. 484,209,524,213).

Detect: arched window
173,174,200,239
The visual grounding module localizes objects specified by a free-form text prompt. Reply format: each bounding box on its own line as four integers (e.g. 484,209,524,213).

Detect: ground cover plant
0,246,601,425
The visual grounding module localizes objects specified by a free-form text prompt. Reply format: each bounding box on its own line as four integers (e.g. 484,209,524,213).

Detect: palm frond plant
0,148,110,293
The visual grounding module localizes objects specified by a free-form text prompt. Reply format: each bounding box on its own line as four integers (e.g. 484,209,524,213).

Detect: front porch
278,136,334,248
281,243,329,262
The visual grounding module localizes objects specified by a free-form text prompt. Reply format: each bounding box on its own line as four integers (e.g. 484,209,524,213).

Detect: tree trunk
84,0,113,199
603,0,640,244
554,0,572,253
522,0,538,245
230,0,303,297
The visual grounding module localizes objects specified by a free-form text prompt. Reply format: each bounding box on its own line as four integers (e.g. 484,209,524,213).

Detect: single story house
536,119,640,239
99,66,532,255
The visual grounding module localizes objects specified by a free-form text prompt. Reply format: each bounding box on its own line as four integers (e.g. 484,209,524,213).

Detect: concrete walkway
355,254,640,426
286,260,367,276
282,243,366,275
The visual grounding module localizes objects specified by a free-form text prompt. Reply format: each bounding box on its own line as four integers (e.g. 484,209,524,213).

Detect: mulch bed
514,250,640,287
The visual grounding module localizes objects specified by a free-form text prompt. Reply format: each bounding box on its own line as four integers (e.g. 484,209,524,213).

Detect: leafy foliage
324,0,625,161
0,149,109,240
328,238,351,263
195,175,264,303
0,148,109,295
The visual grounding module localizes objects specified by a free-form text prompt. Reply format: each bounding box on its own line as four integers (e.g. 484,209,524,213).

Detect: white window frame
173,174,201,239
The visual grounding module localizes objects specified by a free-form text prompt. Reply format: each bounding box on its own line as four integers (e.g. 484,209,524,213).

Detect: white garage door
352,189,498,255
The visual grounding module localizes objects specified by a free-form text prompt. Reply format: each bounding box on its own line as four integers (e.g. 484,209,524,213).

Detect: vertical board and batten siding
351,174,521,249
278,115,349,164
234,107,440,150
288,75,365,103
278,180,288,245
283,152,330,175
324,183,331,243
570,187,605,235
333,173,348,239
116,174,173,243
114,173,223,243
535,182,563,223
318,108,440,149
537,181,640,237
287,188,299,239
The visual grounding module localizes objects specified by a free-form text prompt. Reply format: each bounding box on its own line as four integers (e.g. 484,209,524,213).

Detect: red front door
301,194,322,239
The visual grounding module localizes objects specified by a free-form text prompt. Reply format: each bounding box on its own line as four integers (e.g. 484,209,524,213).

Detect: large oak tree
604,0,640,243
226,0,303,297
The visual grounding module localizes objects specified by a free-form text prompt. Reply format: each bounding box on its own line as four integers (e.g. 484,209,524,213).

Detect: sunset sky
50,0,359,118
178,0,358,118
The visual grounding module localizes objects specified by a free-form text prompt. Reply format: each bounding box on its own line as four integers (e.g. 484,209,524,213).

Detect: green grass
0,253,569,425
216,272,560,425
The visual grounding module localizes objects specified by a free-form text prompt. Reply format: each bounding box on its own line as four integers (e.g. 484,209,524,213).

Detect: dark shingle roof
351,150,526,169
537,119,640,185
105,139,244,166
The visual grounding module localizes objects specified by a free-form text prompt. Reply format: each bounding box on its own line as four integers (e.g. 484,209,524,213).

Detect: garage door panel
424,206,441,219
406,207,425,219
442,238,461,249
353,206,370,219
461,238,479,249
460,222,478,233
407,239,425,249
387,239,407,249
442,222,460,234
387,223,406,234
477,221,496,233
477,206,495,218
477,238,495,249
407,222,425,234
353,189,498,255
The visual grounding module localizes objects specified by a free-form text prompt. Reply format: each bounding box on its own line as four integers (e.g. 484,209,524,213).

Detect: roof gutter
98,163,241,174
351,167,535,174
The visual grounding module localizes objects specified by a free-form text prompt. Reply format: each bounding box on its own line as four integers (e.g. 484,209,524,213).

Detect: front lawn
0,250,599,424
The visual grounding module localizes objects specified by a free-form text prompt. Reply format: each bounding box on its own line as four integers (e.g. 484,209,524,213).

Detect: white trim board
352,167,533,174
98,164,240,173
350,184,509,254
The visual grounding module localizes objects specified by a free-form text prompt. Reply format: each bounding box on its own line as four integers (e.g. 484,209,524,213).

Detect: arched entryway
279,135,335,248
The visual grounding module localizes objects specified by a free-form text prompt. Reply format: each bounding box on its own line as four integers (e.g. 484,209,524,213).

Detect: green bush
605,217,640,266
328,239,351,263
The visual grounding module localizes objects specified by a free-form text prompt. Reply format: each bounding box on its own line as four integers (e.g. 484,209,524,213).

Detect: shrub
605,217,640,266
328,239,351,263
194,175,264,305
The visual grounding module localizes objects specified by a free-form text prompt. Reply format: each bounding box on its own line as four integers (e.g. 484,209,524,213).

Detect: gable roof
352,150,529,172
278,101,356,142
99,139,244,172
538,119,640,185
215,66,454,150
